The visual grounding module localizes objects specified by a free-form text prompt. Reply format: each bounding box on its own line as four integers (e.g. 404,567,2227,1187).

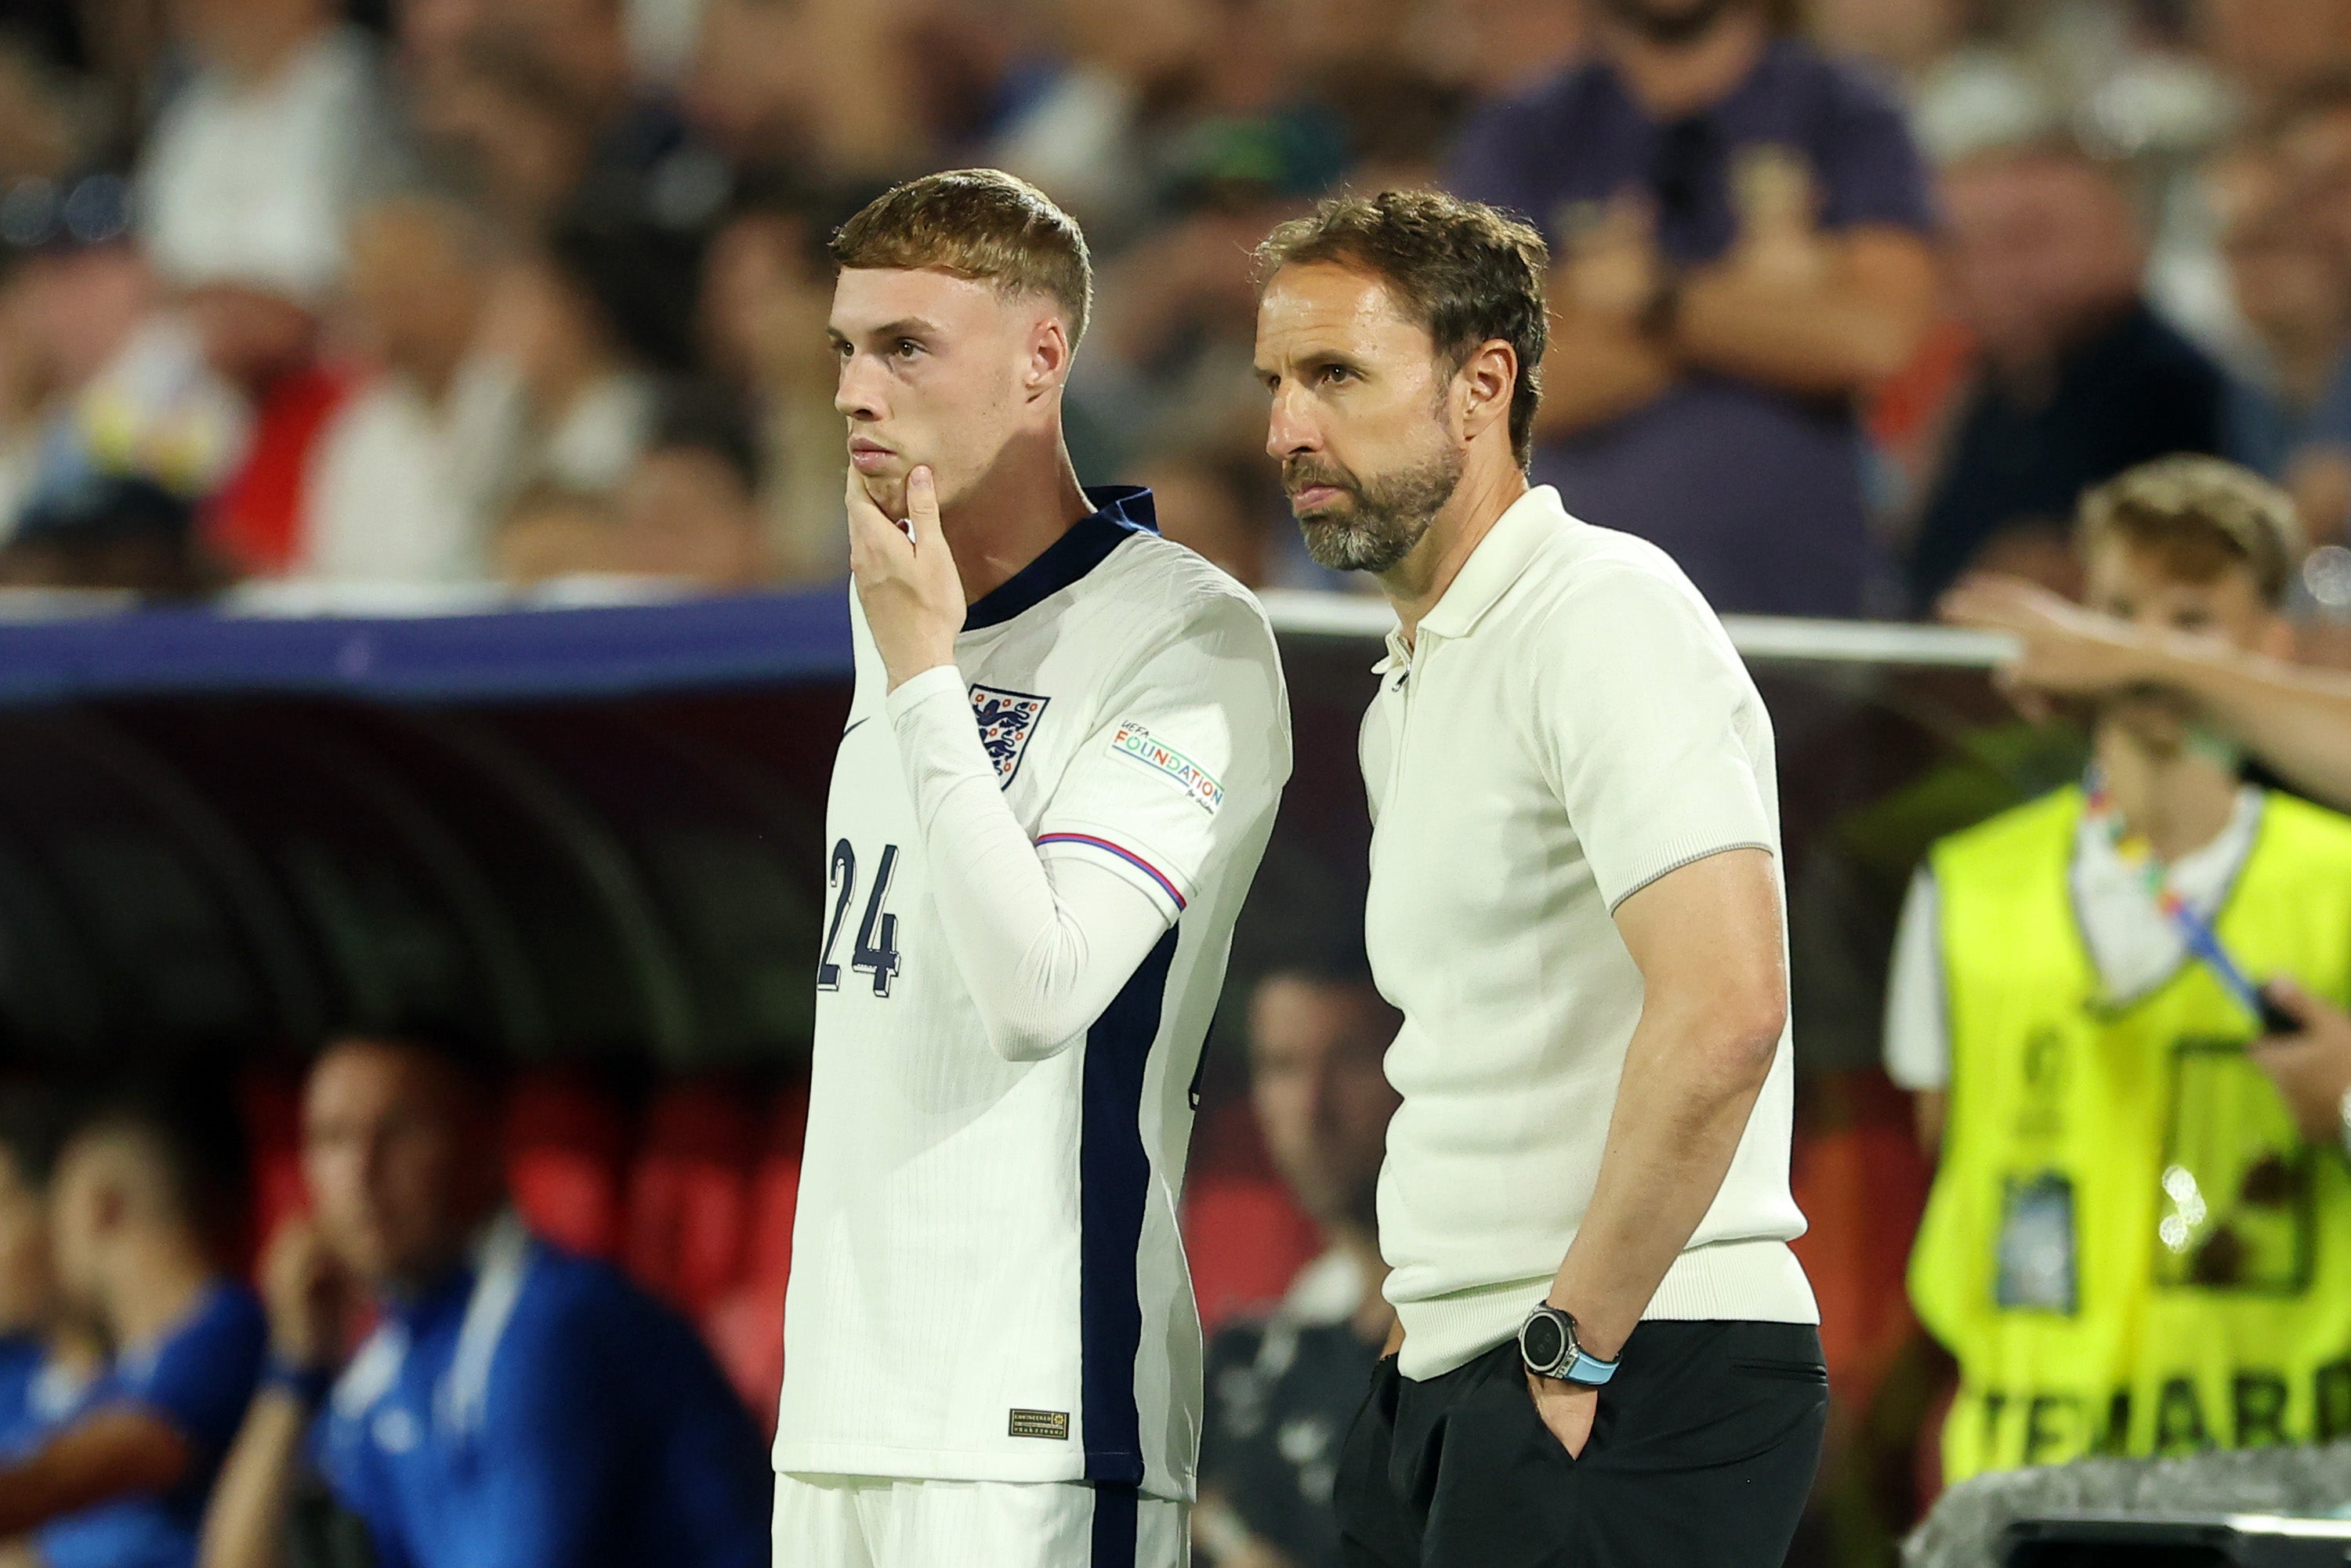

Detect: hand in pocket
1526,1371,1597,1458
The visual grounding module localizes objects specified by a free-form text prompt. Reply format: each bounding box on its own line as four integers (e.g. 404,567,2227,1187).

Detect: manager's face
831,266,1049,522
1255,262,1465,575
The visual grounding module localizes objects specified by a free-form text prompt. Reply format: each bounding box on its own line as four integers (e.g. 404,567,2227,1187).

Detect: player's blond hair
2076,455,2303,607
829,168,1092,346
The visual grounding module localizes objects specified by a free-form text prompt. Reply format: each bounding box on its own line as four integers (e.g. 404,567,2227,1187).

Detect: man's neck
1378,458,1531,649
2095,724,2243,864
940,434,1094,608
379,1203,509,1305
106,1238,214,1353
1604,7,1770,120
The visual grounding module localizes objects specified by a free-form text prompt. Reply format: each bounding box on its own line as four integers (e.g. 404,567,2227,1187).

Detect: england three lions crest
969,684,1049,787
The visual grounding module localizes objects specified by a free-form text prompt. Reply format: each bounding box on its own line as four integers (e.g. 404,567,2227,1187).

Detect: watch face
1522,1312,1567,1371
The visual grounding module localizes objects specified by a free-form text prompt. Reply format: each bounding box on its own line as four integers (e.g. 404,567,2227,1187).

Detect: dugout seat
1183,1176,1323,1334
1181,1099,1323,1332
702,1081,810,1433
622,1081,757,1317
239,1071,308,1277
506,1070,628,1258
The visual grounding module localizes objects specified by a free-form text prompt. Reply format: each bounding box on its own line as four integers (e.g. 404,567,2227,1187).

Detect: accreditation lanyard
2081,768,2277,1029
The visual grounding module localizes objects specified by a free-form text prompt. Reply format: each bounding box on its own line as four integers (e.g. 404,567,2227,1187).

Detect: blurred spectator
1907,137,2229,607
1196,969,1400,1568
1422,0,1584,99
469,205,701,507
699,176,849,582
1945,568,2351,809
0,216,155,546
0,1082,121,1568
293,187,519,586
610,388,773,588
0,1085,81,1450
683,0,932,181
2206,124,2351,489
678,0,802,168
200,1034,769,1568
491,480,617,585
1447,0,1940,618
985,0,1212,241
137,0,399,307
126,0,397,583
0,473,222,597
0,1085,267,1565
1134,449,1277,590
36,0,405,588
2201,0,2351,115
2251,75,2351,541
1898,457,2351,1482
411,27,606,232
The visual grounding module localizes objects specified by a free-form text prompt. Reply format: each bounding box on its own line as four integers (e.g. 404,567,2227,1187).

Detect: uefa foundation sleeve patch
1109,719,1223,814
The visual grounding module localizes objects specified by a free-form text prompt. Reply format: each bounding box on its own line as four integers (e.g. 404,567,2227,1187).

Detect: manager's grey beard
1290,446,1465,575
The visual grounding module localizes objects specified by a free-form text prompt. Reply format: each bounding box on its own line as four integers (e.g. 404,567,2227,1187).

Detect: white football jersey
774,487,1291,1501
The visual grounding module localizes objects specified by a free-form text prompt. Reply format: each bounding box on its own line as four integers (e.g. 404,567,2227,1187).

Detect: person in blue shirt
0,1085,81,1479
0,1085,267,1568
200,1034,770,1568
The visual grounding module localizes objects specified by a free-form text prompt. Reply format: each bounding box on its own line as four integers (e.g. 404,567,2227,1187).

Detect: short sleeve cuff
1599,837,1775,914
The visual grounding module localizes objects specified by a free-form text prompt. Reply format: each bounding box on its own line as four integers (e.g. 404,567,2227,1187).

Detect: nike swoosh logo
842,717,869,740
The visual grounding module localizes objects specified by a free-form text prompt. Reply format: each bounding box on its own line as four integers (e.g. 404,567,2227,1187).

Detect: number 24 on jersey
816,838,903,996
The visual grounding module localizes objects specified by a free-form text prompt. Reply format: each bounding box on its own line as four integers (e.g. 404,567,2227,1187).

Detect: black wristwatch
1519,1304,1620,1386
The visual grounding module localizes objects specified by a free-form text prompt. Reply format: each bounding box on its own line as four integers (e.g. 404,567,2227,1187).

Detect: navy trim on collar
962,485,1158,632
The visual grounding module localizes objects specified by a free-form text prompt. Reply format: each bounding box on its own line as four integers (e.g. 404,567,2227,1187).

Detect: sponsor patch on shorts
1109,720,1223,814
1008,1408,1070,1440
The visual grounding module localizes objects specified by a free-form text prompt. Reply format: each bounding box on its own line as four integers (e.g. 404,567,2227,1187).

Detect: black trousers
1335,1320,1828,1568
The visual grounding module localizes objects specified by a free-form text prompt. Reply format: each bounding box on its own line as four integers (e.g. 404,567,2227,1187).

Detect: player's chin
854,472,909,515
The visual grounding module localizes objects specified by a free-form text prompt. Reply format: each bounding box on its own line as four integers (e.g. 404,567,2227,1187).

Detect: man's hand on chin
847,465,966,690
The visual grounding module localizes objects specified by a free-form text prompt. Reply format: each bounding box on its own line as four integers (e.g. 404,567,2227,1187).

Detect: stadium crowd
0,0,2347,624
17,0,2351,1566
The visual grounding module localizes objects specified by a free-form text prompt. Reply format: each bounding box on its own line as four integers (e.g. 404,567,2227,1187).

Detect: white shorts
772,1473,1188,1568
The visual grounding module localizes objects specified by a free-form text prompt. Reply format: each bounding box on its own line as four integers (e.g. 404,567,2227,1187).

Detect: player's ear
1457,339,1516,444
1025,313,1070,395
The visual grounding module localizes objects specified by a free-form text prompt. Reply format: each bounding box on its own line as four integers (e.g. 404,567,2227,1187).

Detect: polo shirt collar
1416,483,1567,643
962,485,1158,632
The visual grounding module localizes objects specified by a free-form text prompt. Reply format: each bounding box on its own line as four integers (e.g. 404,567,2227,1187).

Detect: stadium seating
1180,1101,1322,1332
505,1070,629,1259
622,1081,758,1318
703,1083,808,1432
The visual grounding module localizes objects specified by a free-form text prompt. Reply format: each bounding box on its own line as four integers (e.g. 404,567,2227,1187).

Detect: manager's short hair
830,168,1093,347
1255,190,1551,467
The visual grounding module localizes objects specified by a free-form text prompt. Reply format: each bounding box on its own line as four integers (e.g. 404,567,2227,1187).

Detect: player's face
2084,537,2284,751
1256,262,1466,575
830,266,1040,520
302,1044,500,1290
0,1148,55,1335
1248,977,1400,1230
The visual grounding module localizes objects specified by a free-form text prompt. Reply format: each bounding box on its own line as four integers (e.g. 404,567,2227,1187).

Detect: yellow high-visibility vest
1908,784,2351,1483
